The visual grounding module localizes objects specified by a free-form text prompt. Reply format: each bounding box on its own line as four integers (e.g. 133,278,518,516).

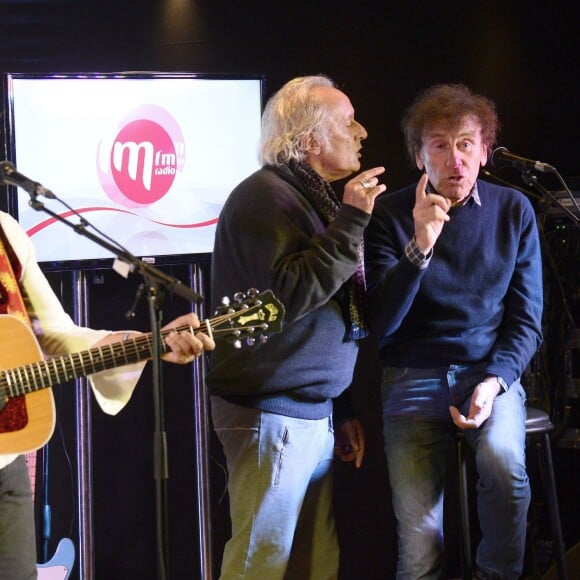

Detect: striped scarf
289,160,368,341
0,227,32,432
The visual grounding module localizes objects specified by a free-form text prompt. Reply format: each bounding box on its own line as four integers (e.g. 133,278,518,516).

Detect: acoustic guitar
0,289,284,455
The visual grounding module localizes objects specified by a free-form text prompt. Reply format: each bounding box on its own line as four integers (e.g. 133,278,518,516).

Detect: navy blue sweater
365,179,543,387
206,165,370,419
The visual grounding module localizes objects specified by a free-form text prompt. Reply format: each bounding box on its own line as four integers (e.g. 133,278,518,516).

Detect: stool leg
458,438,472,580
537,433,568,580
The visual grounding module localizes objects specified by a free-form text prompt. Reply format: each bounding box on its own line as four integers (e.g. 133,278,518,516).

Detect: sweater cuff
496,375,509,392
485,374,509,392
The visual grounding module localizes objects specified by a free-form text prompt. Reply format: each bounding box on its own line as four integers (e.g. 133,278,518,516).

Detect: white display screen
4,73,263,268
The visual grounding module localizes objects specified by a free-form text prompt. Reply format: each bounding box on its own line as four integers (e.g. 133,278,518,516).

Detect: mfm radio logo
96,105,185,208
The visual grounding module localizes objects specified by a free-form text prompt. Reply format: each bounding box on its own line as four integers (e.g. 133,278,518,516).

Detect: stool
457,407,569,580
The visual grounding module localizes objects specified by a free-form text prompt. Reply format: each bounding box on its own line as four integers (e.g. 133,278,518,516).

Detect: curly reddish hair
402,83,500,162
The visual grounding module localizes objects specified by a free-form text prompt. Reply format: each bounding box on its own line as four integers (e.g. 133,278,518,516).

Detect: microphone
0,161,56,198
490,147,555,174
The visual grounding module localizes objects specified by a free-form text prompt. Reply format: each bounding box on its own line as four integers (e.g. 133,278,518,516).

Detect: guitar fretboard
0,326,189,399
0,291,281,407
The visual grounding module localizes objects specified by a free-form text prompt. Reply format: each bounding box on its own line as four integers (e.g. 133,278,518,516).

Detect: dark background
0,1,578,578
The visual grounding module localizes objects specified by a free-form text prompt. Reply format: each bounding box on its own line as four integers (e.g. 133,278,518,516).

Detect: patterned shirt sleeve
405,237,432,269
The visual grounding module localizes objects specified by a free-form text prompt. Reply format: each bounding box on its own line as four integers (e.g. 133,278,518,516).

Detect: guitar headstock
213,288,285,348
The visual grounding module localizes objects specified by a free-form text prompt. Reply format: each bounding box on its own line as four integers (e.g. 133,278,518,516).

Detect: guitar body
0,315,55,453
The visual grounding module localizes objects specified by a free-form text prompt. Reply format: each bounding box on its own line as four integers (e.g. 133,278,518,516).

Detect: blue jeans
381,364,530,580
211,396,338,580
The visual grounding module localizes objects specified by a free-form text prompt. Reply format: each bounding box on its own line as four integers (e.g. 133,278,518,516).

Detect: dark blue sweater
206,165,370,419
365,179,543,388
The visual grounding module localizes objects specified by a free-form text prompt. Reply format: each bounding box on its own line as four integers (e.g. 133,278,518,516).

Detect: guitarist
0,210,215,580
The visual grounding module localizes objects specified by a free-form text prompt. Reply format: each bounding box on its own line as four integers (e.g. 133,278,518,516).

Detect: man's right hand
343,166,387,214
412,173,452,254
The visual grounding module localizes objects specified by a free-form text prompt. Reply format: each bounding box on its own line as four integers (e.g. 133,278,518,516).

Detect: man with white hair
207,75,385,579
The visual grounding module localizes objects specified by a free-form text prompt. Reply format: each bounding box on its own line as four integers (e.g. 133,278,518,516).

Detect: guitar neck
0,289,284,403
2,324,193,399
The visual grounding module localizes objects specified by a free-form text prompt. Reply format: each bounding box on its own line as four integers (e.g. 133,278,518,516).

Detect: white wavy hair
259,75,336,166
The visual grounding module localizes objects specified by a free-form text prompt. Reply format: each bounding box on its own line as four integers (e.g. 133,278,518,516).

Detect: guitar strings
0,302,270,400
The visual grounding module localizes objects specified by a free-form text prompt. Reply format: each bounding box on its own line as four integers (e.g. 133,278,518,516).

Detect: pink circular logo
111,120,175,204
97,106,185,208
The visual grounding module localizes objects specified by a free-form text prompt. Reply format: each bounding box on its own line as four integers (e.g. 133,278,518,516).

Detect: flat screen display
2,72,264,269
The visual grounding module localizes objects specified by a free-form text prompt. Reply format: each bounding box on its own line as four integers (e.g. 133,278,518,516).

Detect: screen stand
190,263,214,579
73,270,96,579
70,267,211,580
71,270,180,580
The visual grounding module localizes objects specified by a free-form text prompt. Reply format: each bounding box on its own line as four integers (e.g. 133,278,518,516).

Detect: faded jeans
381,364,530,580
211,396,338,580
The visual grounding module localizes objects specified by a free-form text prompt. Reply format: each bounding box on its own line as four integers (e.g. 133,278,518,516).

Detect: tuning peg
246,337,256,347
259,335,268,344
233,339,242,349
247,288,259,298
220,296,231,306
233,291,245,302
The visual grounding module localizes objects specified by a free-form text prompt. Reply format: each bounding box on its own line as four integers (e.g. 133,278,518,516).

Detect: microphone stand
482,166,578,430
520,170,579,228
26,192,203,580
482,167,579,228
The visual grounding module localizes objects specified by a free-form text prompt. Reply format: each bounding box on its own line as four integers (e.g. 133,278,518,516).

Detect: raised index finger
415,172,429,203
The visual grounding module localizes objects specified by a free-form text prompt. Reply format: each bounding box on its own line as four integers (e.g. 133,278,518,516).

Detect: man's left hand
334,418,365,468
162,312,215,364
449,377,502,429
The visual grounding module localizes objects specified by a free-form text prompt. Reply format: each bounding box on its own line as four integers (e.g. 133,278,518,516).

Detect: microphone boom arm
26,196,204,304
518,170,579,226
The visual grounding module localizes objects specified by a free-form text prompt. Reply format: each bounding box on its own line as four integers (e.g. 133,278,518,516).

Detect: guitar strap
0,228,33,434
